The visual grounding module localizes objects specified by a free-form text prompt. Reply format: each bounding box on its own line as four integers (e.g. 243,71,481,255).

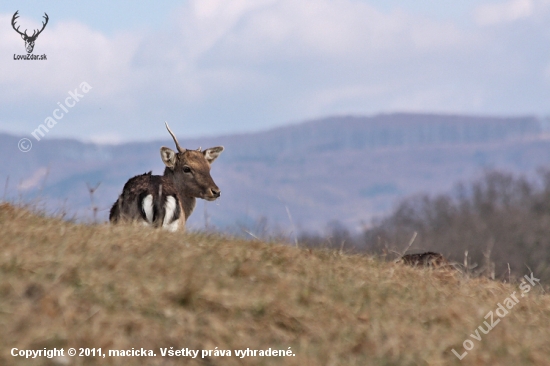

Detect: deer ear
20,34,25,40
160,147,177,169
203,146,224,164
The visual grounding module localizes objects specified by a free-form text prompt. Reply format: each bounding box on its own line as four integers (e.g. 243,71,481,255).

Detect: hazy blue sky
1,0,549,143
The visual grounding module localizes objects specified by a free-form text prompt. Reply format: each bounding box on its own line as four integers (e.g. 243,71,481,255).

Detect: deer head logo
11,11,49,54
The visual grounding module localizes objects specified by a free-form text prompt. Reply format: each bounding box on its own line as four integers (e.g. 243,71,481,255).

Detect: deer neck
163,168,196,220
181,196,196,221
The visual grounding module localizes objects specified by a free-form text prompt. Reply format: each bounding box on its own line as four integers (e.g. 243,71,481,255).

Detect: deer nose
211,188,220,198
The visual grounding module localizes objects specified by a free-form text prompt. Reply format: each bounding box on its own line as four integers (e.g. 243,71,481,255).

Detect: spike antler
165,122,186,153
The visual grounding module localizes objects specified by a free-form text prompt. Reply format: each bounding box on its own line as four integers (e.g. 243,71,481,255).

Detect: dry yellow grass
1,203,550,366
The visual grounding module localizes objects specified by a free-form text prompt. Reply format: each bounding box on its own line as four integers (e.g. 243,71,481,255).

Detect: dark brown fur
109,172,182,227
398,252,450,268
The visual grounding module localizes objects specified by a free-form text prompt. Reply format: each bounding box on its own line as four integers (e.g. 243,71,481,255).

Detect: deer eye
183,166,192,173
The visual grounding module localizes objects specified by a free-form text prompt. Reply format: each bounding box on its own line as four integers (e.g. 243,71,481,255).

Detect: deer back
109,172,183,232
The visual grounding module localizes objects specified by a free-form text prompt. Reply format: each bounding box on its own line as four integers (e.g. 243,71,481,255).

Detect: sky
1,0,550,143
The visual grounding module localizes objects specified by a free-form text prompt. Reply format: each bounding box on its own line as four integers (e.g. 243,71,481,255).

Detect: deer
109,122,224,232
11,11,49,54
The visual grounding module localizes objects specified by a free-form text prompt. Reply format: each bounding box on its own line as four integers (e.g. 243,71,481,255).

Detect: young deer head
109,122,224,232
161,123,223,202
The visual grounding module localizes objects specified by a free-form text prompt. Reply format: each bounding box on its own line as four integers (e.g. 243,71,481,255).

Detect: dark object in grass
398,252,449,268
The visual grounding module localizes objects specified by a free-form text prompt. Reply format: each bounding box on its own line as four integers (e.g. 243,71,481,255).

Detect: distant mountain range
2,113,550,234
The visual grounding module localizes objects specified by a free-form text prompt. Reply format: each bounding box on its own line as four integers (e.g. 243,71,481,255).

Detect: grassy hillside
1,203,549,365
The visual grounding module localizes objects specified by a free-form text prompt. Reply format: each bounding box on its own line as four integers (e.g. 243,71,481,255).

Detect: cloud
1,1,550,142
18,167,48,191
183,0,463,65
0,14,139,101
474,0,534,26
88,133,123,145
130,0,468,119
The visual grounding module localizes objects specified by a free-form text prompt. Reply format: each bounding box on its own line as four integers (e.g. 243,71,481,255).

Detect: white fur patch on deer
141,194,154,224
162,196,179,232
